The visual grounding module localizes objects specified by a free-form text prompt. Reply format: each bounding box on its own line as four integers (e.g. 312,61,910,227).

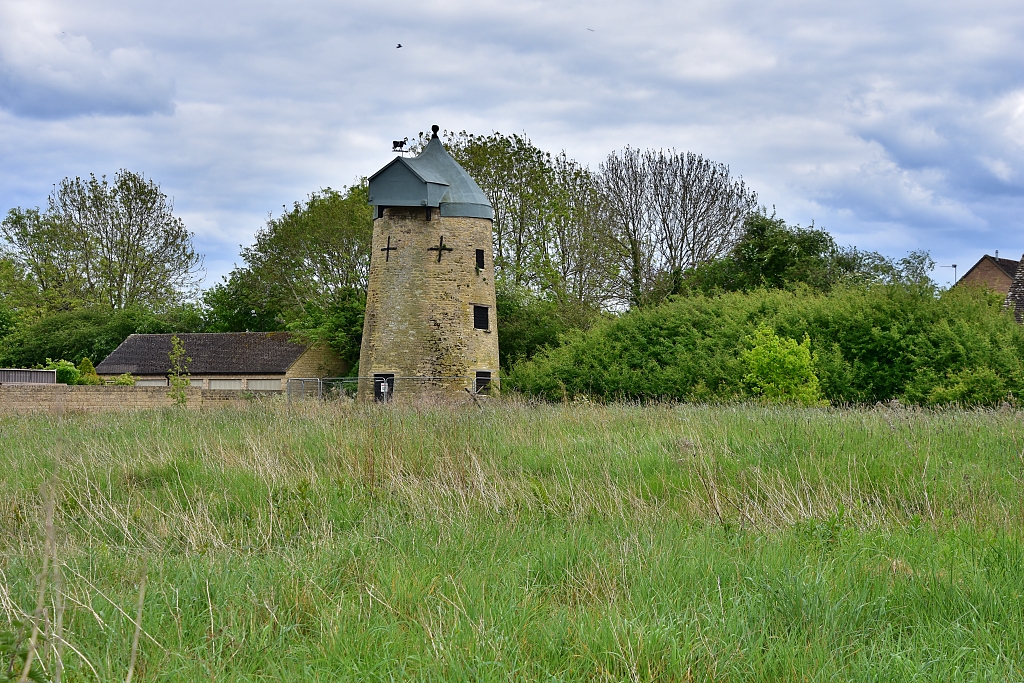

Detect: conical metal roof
367,135,493,219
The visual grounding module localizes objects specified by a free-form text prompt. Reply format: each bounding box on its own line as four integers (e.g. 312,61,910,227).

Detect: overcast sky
2,0,1022,287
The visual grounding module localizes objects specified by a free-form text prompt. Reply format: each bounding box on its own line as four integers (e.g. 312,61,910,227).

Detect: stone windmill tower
358,126,499,402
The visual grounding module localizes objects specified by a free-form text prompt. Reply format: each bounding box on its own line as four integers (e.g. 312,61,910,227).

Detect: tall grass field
2,401,1023,681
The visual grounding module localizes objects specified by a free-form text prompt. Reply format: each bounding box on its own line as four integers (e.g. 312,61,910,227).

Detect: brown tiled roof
96,332,309,376
1006,255,1024,324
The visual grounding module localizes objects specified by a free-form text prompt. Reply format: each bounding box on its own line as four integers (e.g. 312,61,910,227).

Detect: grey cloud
0,5,174,119
0,0,1022,287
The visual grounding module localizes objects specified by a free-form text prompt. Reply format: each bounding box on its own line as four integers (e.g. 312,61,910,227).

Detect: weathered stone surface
358,207,499,401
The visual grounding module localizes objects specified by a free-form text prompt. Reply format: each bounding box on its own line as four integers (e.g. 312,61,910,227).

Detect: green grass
2,400,1024,681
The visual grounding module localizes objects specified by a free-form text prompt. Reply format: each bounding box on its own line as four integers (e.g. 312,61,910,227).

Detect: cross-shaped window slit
381,235,397,261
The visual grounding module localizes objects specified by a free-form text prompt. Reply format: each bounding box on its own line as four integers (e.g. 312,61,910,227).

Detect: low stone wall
0,384,273,414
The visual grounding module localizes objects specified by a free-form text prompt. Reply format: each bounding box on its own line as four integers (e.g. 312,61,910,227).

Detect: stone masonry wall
0,385,251,414
285,343,349,379
358,208,500,401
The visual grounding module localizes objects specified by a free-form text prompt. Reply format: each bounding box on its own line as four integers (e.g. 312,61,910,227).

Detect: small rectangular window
248,379,282,391
476,249,485,269
475,371,492,394
473,305,489,330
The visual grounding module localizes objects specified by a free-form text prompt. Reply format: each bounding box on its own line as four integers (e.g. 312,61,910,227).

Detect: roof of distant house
96,332,309,376
991,256,1021,279
957,254,1021,286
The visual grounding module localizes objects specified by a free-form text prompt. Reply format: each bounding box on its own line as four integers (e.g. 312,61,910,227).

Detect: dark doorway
374,374,395,402
475,371,492,394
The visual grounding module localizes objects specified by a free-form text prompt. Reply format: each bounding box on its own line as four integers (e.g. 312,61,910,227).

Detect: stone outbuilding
96,332,345,390
957,254,1021,296
359,125,499,402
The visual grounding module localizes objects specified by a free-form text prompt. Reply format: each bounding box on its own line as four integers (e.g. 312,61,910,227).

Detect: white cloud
0,0,1022,284
979,157,1014,182
0,0,173,118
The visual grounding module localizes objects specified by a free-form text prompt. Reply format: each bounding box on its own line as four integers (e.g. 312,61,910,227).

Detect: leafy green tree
241,184,372,317
1,170,202,312
0,255,43,317
202,271,285,333
167,334,191,406
287,288,366,370
205,184,372,365
742,325,825,405
45,359,80,385
76,357,102,385
680,214,934,294
0,306,198,369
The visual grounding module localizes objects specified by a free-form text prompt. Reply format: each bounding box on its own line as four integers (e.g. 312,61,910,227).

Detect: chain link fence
286,374,497,403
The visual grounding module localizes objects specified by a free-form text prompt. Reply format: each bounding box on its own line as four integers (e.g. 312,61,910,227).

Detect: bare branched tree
600,148,758,306
546,154,618,307
648,149,757,275
599,147,658,307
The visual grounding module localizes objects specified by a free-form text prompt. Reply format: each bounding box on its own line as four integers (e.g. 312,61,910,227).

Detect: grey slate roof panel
993,256,1021,279
95,332,309,376
368,136,494,219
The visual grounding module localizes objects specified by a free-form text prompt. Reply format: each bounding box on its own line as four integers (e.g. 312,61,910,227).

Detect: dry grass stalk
124,556,148,683
18,484,54,683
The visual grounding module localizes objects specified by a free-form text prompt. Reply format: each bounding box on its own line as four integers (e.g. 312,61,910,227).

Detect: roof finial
431,124,439,139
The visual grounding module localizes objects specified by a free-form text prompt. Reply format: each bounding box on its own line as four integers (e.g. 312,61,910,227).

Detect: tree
547,154,618,307
204,183,372,365
0,306,200,369
680,214,935,294
202,270,285,333
599,148,759,307
167,334,191,406
1,171,202,312
742,325,825,406
237,184,372,320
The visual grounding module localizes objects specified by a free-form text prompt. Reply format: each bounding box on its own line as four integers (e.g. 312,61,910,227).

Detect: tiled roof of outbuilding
96,332,308,376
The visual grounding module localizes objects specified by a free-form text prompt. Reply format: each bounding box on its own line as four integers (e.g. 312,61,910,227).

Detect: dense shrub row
0,306,201,369
507,285,1024,406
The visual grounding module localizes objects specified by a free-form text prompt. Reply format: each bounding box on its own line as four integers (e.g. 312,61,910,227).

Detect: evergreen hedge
507,285,1024,406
